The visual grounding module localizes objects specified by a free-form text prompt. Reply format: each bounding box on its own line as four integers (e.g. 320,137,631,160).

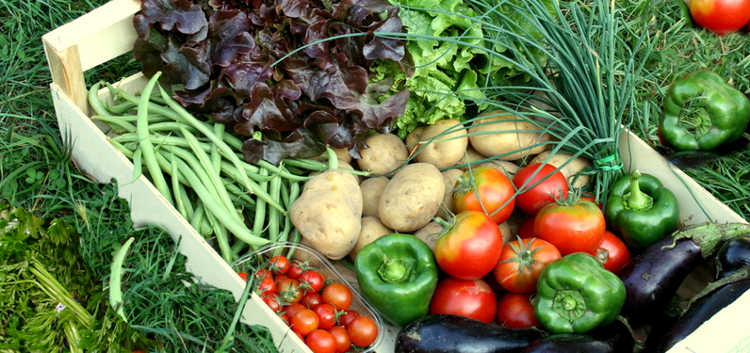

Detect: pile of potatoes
290,111,592,260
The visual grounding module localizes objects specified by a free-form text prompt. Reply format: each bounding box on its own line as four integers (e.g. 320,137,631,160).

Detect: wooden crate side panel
49,83,308,353
619,130,746,224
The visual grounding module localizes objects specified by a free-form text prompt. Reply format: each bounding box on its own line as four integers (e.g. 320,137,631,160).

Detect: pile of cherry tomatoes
239,255,378,353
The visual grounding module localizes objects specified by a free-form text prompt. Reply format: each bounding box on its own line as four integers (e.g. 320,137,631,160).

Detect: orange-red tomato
493,238,561,293
689,0,750,35
322,283,352,310
434,211,504,280
534,199,605,255
513,163,569,215
347,316,378,347
429,278,497,323
589,231,631,274
277,277,303,304
291,309,319,336
284,303,307,319
496,293,540,329
313,304,337,330
270,255,290,274
329,326,351,353
305,329,336,353
453,166,516,224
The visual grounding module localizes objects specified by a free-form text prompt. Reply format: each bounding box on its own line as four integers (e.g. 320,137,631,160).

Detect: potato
469,110,548,160
378,163,445,232
529,151,591,188
413,222,445,251
360,177,389,217
439,169,464,218
405,127,426,156
477,160,520,179
457,147,486,168
498,221,512,244
290,170,363,259
349,217,392,260
356,133,408,175
415,119,469,168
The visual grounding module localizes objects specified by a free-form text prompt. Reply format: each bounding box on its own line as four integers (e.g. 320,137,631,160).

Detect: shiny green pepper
534,253,626,334
660,70,750,151
355,233,438,326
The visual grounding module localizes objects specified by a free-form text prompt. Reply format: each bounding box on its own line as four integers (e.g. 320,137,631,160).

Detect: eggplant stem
678,267,750,316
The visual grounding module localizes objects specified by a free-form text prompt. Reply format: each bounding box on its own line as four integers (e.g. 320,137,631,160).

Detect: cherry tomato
347,316,378,347
288,260,307,279
270,255,290,274
277,278,303,304
339,309,359,327
300,270,326,293
518,217,537,238
262,292,282,313
291,309,319,336
305,329,336,353
513,163,569,215
284,303,306,319
494,238,561,293
255,269,274,282
689,0,750,35
256,273,277,294
237,272,248,281
322,283,353,310
313,304,337,329
434,211,504,280
496,293,540,329
429,278,497,323
534,199,605,255
589,231,631,274
280,313,290,325
329,326,351,353
453,166,516,224
302,291,323,308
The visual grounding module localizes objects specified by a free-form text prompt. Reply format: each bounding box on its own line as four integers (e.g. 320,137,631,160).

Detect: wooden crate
43,0,748,352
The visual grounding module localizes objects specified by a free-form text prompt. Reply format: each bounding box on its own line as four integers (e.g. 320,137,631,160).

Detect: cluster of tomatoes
430,163,631,327
239,255,378,353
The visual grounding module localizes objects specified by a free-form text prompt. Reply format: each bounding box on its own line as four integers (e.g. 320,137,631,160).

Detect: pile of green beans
88,73,333,263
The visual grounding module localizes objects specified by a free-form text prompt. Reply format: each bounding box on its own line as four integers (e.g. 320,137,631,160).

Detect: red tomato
434,211,504,280
493,238,561,293
513,163,569,215
339,309,359,327
429,278,497,323
257,273,277,294
302,291,323,308
288,260,307,279
270,255,290,274
313,304,337,329
237,272,248,281
291,309,319,336
496,293,540,329
329,326,351,353
689,0,750,35
347,316,378,347
322,283,353,310
300,270,326,293
305,329,336,353
280,313,290,325
589,231,631,274
453,166,516,224
284,303,307,319
534,199,605,255
518,218,537,238
278,278,303,304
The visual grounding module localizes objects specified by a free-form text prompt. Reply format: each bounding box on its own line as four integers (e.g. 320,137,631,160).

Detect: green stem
378,258,411,283
625,170,652,210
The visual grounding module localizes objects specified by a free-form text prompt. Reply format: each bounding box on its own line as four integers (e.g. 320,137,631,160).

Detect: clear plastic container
233,241,385,352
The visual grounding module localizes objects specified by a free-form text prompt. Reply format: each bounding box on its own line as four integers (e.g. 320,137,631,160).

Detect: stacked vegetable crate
43,0,748,352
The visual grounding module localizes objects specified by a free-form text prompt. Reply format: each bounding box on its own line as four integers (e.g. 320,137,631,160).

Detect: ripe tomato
302,291,323,308
313,304,337,329
518,218,537,238
589,231,631,274
284,303,307,319
329,326,351,353
689,0,750,35
453,166,516,224
256,273,277,294
322,283,353,310
288,260,307,279
300,270,326,293
513,163,569,215
237,272,248,281
434,211,504,280
291,309,319,336
305,329,336,353
534,199,605,255
429,278,497,323
493,238,561,293
347,316,378,347
262,292,282,312
339,309,359,327
277,278,303,304
270,255,290,274
496,293,540,329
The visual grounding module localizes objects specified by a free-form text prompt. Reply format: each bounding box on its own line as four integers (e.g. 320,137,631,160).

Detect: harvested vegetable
378,163,444,232
413,119,468,168
468,111,548,161
349,216,392,259
355,133,408,175
453,166,516,224
429,278,497,323
534,198,606,255
355,233,438,326
434,211,504,280
359,177,389,217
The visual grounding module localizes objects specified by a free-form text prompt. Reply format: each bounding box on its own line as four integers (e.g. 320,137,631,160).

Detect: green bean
109,237,134,322
95,113,170,124
280,179,290,209
267,176,282,241
131,148,142,181
287,230,301,258
212,124,224,176
253,168,269,236
231,241,247,259
88,81,109,117
191,203,209,236
107,101,137,115
108,139,133,158
283,158,328,171
137,72,172,204
171,156,192,220
205,208,233,263
259,160,311,182
92,115,136,132
162,153,268,248
112,133,192,149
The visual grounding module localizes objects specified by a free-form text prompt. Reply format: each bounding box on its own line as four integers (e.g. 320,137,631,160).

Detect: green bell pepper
354,233,438,326
660,70,750,151
605,170,679,249
534,253,626,334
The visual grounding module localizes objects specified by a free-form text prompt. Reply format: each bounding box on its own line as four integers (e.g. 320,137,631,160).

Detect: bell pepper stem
378,257,411,283
625,170,653,211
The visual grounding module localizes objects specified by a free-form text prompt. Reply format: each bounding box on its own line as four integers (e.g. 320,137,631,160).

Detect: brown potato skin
378,163,445,232
415,119,469,168
413,222,445,251
469,110,548,161
356,133,408,175
439,169,463,218
360,177,389,217
349,216,392,260
290,170,363,260
529,151,591,188
477,160,520,179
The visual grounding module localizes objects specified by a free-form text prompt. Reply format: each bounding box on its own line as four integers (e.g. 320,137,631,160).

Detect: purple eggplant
521,335,613,353
619,223,749,323
716,238,750,277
